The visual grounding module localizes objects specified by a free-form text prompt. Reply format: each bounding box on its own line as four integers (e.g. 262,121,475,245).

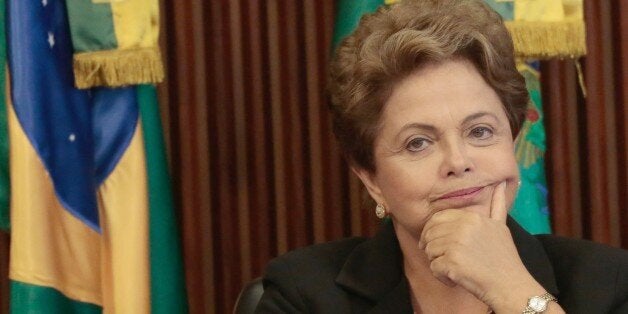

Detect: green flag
511,62,551,234
138,85,189,313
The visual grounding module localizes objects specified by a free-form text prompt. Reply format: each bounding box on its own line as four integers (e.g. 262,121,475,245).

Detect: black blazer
256,218,628,313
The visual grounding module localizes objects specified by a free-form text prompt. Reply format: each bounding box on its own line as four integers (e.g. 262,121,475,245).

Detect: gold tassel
73,48,164,89
505,20,586,60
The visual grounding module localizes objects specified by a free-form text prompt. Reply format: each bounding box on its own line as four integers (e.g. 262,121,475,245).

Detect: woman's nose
439,141,473,177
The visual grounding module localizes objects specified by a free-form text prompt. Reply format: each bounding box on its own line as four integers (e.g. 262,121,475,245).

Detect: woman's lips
431,185,491,212
437,186,485,200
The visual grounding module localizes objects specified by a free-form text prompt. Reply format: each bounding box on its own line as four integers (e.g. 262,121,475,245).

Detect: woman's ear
351,166,386,206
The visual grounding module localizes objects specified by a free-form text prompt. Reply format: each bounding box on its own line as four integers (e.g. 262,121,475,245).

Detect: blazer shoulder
256,237,367,313
535,235,628,313
535,234,628,264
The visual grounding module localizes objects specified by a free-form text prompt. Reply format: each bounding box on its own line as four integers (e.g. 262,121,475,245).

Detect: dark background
1,0,627,313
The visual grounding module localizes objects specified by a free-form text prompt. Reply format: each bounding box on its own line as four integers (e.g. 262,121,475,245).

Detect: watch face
529,296,548,311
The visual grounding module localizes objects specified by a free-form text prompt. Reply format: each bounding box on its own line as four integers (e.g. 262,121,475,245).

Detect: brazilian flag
2,0,187,312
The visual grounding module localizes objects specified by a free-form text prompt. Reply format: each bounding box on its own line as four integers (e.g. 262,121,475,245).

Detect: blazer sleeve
611,252,628,314
255,258,306,314
537,235,628,313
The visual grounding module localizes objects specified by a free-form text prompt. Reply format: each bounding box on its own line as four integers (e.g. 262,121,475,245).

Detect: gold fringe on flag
66,0,162,89
73,48,164,89
505,19,586,59
384,0,586,60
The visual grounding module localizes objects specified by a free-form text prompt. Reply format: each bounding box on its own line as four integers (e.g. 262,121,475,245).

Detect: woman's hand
418,182,562,313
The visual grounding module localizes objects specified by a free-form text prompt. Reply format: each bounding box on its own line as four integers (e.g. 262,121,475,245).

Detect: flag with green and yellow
2,0,187,312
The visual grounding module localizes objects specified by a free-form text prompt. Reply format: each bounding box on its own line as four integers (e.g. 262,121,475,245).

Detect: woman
255,1,628,313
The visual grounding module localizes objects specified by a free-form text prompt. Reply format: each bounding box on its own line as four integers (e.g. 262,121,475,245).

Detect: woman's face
355,58,520,240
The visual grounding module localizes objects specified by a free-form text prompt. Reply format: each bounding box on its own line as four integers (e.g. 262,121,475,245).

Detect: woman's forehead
380,59,506,130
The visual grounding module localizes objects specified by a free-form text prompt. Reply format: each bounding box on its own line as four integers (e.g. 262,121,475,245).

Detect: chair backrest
233,277,264,314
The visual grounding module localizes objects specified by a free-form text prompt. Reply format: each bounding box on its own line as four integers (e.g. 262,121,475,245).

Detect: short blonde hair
328,0,528,172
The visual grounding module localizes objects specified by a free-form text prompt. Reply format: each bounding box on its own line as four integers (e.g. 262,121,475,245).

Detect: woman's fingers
415,183,538,307
419,209,487,250
418,205,511,290
429,256,458,287
418,183,510,288
490,181,508,223
422,237,456,261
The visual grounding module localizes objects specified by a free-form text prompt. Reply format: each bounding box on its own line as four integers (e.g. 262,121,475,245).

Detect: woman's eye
406,138,430,152
469,126,493,140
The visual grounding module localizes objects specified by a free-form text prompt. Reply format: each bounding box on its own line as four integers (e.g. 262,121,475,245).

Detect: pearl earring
375,204,387,219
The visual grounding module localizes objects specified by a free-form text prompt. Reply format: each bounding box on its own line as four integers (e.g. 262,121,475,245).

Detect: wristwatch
522,293,557,313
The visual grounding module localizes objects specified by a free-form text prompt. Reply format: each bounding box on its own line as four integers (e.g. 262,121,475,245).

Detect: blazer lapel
507,217,560,296
335,220,413,313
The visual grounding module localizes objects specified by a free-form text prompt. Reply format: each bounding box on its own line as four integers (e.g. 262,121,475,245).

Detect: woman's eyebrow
399,123,437,132
395,123,438,141
462,111,499,125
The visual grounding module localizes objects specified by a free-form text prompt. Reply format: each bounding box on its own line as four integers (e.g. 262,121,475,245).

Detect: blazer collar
335,217,559,311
